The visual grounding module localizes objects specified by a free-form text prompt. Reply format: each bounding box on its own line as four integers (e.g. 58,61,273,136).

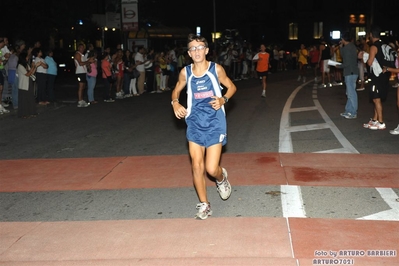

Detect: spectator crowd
0,38,192,116
1,28,399,135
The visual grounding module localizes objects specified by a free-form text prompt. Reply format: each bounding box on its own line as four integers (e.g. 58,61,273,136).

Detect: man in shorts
361,25,391,130
318,38,332,88
252,44,270,98
74,43,94,107
382,65,399,134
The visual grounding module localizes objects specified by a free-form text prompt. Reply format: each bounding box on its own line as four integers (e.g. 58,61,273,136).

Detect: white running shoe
318,83,326,89
0,104,10,113
389,124,399,135
344,113,357,119
115,92,124,99
195,202,212,220
216,168,231,200
369,121,386,130
363,118,377,129
77,100,89,107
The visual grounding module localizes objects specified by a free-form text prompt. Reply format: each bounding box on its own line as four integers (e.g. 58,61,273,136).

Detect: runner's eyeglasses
188,45,206,52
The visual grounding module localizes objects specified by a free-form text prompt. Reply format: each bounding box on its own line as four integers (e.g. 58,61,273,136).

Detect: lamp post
213,0,217,57
102,27,105,53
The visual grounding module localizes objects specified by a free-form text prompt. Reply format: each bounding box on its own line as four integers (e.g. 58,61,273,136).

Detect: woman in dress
17,52,40,118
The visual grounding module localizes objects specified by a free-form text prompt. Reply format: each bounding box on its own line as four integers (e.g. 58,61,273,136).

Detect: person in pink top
86,50,98,104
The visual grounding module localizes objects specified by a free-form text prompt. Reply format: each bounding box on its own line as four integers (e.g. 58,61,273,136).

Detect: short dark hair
187,34,208,48
88,50,97,58
342,32,351,42
46,49,53,56
31,47,41,57
101,52,109,59
370,25,381,39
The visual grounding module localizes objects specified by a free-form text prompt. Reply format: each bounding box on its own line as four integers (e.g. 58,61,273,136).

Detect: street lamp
213,0,217,58
101,27,107,53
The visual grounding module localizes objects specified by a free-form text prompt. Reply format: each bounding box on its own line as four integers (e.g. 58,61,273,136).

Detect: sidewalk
1,152,398,265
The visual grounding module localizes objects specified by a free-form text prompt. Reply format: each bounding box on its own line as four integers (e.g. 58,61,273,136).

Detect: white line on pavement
357,188,399,221
278,81,397,221
281,185,306,218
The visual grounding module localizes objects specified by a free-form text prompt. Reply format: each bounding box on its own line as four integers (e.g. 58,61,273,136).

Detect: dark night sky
0,0,247,47
2,0,399,48
106,0,221,26
0,0,282,43
108,0,259,33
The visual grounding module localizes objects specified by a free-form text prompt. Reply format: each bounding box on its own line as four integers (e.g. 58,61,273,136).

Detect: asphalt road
0,68,398,159
1,68,398,222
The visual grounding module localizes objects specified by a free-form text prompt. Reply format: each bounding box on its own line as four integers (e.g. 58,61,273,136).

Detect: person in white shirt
32,48,48,105
74,43,94,107
134,47,146,94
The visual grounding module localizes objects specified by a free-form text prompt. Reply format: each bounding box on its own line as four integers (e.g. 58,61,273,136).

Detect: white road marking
313,98,359,154
279,83,304,153
281,185,306,218
279,81,398,221
357,188,399,221
277,81,399,221
279,81,359,218
279,82,359,154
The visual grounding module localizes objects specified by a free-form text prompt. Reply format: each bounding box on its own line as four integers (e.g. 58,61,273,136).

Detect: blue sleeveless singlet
185,62,227,147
